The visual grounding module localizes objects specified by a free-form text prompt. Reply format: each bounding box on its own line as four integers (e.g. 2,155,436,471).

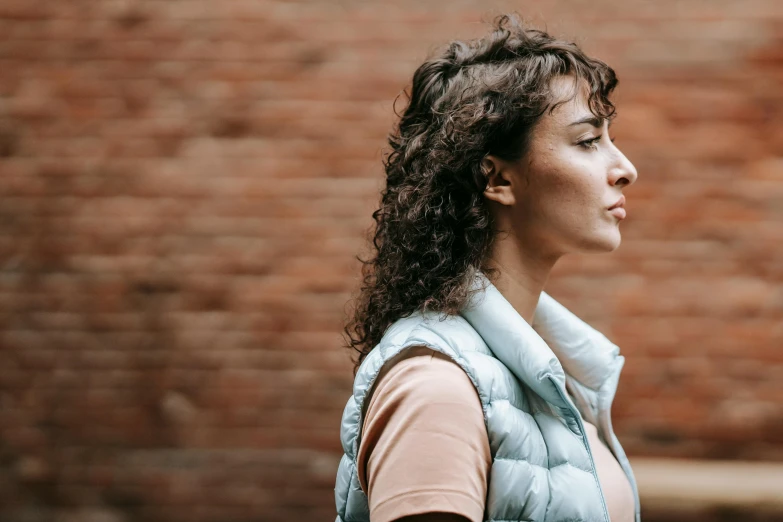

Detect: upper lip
608,195,625,210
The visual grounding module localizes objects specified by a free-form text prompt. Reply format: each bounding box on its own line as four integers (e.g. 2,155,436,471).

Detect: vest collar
460,269,624,412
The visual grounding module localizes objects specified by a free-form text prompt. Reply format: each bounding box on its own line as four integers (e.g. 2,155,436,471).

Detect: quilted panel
485,399,546,463
533,412,592,472
467,352,530,411
486,458,549,521
544,464,606,522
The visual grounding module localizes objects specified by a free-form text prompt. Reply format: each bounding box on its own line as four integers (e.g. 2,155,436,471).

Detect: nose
608,147,638,187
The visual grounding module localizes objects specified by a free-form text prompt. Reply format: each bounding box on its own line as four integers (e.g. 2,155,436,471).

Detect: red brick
0,2,782,521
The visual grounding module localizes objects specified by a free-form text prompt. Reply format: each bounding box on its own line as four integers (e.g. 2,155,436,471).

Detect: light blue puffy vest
335,271,640,522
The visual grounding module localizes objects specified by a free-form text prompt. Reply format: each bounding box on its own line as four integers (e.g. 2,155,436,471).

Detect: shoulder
376,312,490,364
357,346,490,476
368,347,482,412
357,348,491,522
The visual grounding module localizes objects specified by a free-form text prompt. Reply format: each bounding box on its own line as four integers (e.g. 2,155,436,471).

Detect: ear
482,154,516,206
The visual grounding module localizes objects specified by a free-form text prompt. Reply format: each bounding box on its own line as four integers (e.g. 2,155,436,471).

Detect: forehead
544,75,594,124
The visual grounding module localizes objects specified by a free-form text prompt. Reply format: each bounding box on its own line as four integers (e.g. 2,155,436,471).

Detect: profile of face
483,75,638,259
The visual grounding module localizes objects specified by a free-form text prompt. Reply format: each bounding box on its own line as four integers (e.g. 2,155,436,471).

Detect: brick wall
0,1,781,520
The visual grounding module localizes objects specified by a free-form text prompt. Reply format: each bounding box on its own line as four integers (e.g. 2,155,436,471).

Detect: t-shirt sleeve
356,347,491,522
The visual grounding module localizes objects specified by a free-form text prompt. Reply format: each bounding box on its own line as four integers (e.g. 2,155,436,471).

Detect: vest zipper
549,376,611,522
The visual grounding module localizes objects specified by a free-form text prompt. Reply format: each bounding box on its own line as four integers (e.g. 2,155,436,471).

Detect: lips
608,195,626,219
608,195,626,211
609,207,627,219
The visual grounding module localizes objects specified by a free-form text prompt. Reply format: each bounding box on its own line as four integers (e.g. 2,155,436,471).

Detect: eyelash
578,135,616,150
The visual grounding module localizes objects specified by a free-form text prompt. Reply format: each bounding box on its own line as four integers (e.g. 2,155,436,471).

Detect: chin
599,229,622,252
579,229,622,253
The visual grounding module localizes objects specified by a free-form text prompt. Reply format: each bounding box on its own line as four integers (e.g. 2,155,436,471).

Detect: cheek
530,153,600,213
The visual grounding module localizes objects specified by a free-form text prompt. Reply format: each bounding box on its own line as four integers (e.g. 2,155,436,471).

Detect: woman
335,13,640,522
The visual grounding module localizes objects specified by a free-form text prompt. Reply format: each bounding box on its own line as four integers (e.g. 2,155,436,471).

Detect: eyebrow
568,116,613,128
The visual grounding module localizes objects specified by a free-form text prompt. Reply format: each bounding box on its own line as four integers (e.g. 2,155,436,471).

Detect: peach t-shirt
357,347,635,522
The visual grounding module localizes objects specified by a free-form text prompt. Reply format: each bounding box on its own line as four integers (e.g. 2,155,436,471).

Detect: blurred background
0,0,781,521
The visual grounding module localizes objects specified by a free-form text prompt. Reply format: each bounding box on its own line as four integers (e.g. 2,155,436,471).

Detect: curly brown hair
344,13,619,374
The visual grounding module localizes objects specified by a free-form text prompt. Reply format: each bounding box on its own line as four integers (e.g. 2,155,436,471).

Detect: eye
578,135,602,150
578,135,617,150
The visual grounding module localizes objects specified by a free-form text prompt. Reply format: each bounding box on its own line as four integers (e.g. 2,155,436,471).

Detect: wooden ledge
632,457,783,512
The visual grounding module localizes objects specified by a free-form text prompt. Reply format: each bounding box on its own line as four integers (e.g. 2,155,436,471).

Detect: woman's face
485,75,638,258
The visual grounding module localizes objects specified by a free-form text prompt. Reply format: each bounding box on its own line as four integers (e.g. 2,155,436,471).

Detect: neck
486,233,560,325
